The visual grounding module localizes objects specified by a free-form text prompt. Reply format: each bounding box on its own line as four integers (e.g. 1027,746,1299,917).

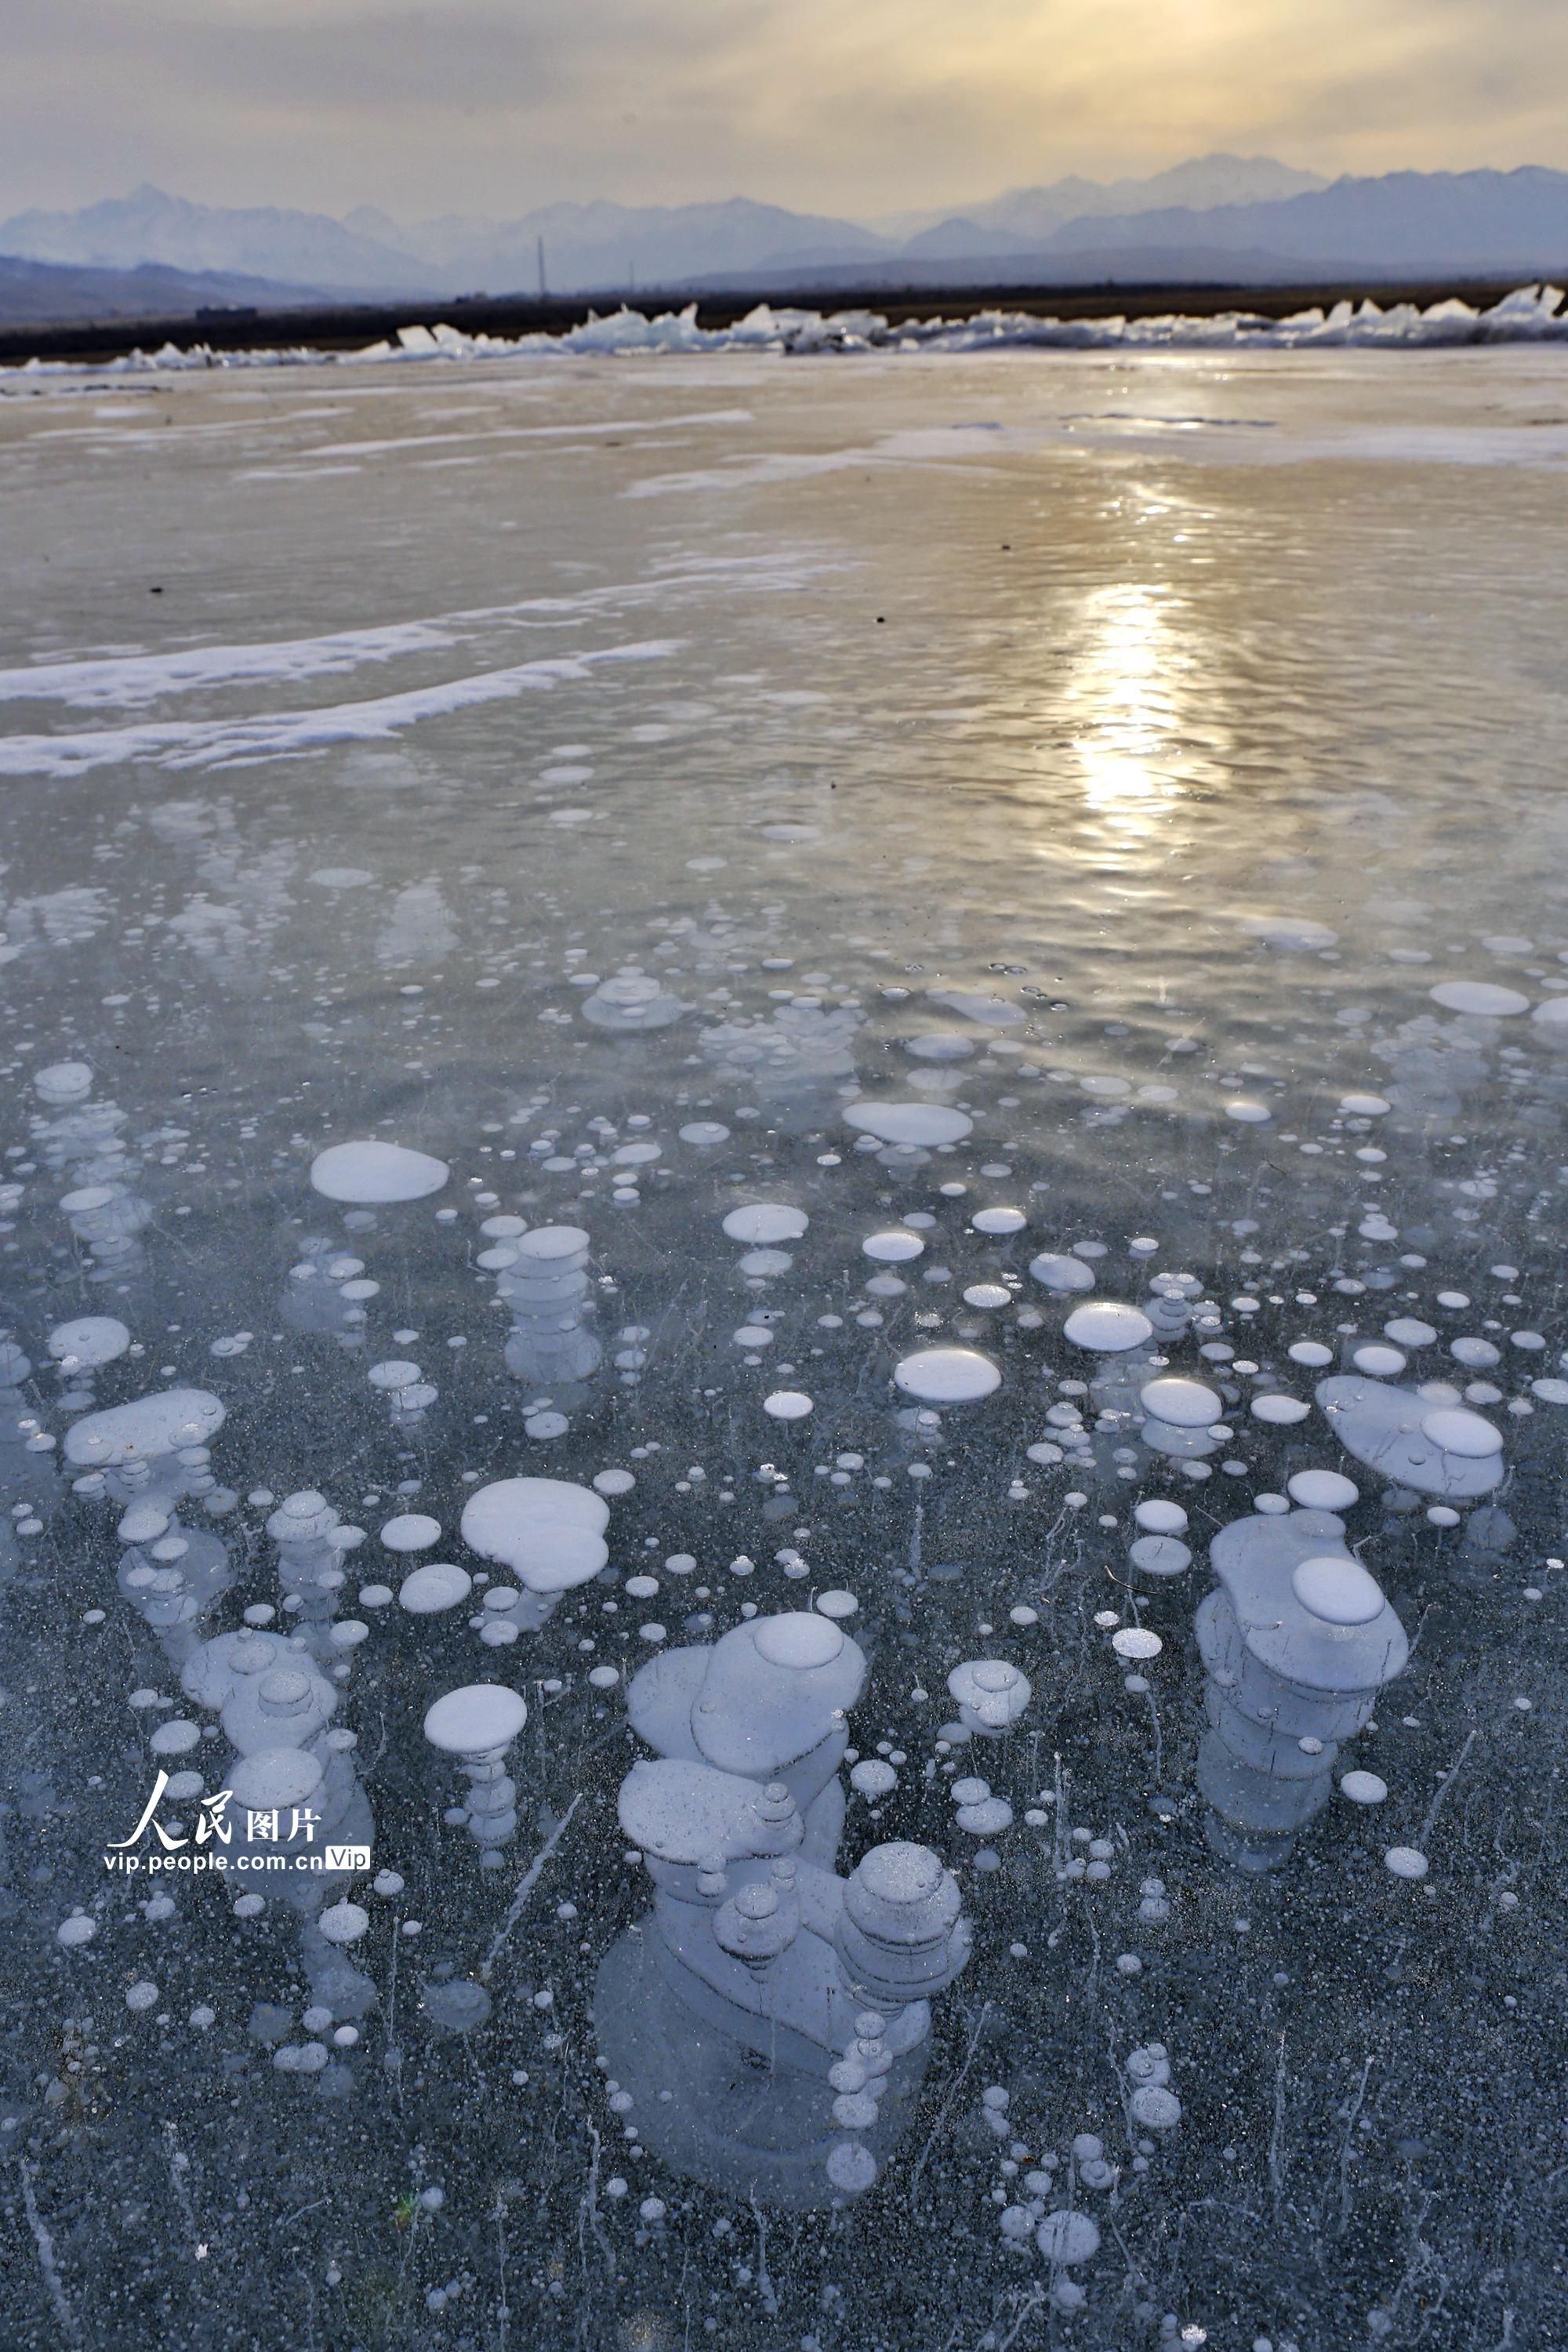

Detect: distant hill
1032,168,1568,273
879,153,1328,243
0,185,429,294
4,162,1566,308
0,252,334,325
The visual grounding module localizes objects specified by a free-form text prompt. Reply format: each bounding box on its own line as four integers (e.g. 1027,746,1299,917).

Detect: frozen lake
2,343,1567,2349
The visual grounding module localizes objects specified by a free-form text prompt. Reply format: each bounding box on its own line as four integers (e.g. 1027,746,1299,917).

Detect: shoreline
0,269,1551,368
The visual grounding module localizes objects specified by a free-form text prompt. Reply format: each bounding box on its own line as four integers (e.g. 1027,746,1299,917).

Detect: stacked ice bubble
485,1224,602,1392
1196,1483,1409,1870
594,1606,970,2205
33,1061,153,1280
423,1682,528,1858
66,1389,234,1668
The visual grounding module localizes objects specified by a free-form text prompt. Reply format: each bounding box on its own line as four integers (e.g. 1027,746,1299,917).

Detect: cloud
3,0,1566,220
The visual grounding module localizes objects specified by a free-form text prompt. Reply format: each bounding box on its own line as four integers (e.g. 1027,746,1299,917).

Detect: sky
5,0,1568,223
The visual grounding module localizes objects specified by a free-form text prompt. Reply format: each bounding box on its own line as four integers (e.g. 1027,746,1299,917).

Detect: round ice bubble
1112,1628,1163,1661
842,1102,973,1146
964,1284,1011,1310
1292,1555,1385,1626
48,1316,130,1370
1036,2211,1101,2264
1225,1100,1272,1124
1530,998,1568,1030
1287,1469,1359,1511
851,1759,898,1797
1252,1396,1310,1426
1138,1377,1221,1428
893,1347,1001,1403
1128,1536,1190,1577
1339,1769,1388,1805
971,1207,1026,1236
1428,981,1529,1018
1134,1500,1188,1534
1420,1406,1503,1458
763,1390,814,1420
722,1203,808,1245
423,1683,528,1755
1063,1301,1154,1352
1339,1093,1391,1116
380,1513,441,1552
398,1563,474,1614
1029,1253,1094,1294
319,1902,370,1945
753,1613,844,1669
816,1590,858,1620
862,1229,924,1262
1352,1345,1406,1377
1288,1341,1334,1367
310,1141,449,1203
1385,1846,1429,1881
680,1121,731,1145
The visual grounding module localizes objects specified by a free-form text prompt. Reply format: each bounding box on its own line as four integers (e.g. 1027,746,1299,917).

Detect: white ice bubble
679,1121,731,1145
893,1348,1001,1403
1138,1377,1221,1428
763,1390,814,1420
1225,1099,1272,1124
1251,1396,1310,1426
593,1468,636,1495
1287,1469,1359,1511
1419,1406,1503,1458
1384,1846,1429,1881
1063,1301,1153,1353
310,1141,449,1203
461,1476,610,1592
48,1315,131,1370
722,1203,808,1244
1338,1093,1391,1116
1291,1554,1385,1626
1352,1345,1406,1377
1029,1254,1095,1294
398,1563,474,1614
319,1901,371,1944
851,1759,898,1797
971,1207,1027,1236
1428,981,1530,1017
1112,1628,1163,1661
862,1229,925,1263
1339,1769,1388,1806
1036,2210,1101,2263
423,1682,528,1754
380,1512,441,1552
1134,1500,1188,1534
843,1102,973,1146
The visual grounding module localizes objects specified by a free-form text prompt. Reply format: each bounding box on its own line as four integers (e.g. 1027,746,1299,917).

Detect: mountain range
2,160,1567,321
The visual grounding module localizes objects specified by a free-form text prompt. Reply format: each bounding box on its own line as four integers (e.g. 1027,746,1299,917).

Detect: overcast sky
5,0,1567,223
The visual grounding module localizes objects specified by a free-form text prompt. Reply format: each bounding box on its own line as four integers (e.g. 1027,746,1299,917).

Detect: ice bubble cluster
1196,1506,1408,1870
484,1222,602,1392
596,1608,970,2205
